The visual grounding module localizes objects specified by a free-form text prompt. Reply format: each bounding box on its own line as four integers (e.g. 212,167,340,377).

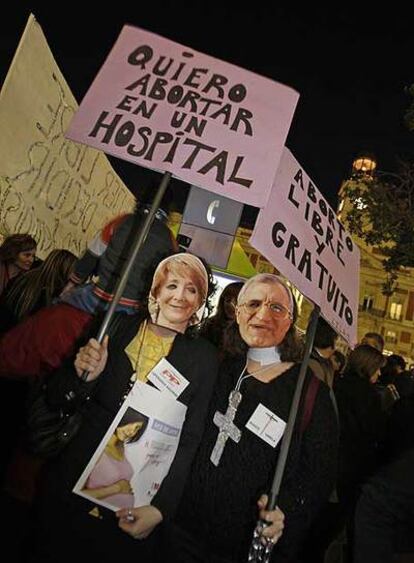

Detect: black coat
334,371,386,495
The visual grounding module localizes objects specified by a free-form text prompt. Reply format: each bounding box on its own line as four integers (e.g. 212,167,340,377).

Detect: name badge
148,358,189,399
245,403,286,448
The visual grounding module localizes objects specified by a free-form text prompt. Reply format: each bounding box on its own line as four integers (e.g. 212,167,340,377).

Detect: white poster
0,15,134,257
73,381,186,511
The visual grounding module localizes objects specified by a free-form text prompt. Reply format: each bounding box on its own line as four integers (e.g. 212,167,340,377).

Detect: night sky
3,5,413,225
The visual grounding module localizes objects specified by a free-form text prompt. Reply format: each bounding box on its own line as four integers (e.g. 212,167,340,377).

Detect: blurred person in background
379,355,414,399
200,281,243,357
0,249,76,334
361,332,384,353
330,349,346,382
0,249,77,502
334,344,387,561
0,234,37,297
309,317,338,389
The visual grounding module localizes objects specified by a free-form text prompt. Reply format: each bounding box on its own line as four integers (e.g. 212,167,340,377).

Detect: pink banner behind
66,25,299,208
250,148,360,346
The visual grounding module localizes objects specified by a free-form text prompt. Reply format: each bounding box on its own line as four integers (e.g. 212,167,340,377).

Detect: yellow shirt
125,321,175,382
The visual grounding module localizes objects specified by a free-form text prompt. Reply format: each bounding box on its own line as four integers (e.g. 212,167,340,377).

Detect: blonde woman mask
148,253,208,332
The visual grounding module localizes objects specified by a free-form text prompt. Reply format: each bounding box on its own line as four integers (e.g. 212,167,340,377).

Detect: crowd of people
0,218,413,563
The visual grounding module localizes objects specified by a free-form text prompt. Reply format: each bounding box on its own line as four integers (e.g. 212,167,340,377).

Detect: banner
0,15,134,258
66,25,299,208
250,148,360,345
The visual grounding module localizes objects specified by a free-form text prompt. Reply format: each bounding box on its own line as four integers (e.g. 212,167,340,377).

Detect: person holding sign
167,273,338,562
81,408,148,508
27,253,218,562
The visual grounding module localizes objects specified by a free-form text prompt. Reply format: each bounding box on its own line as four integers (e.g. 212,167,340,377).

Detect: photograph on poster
74,381,187,511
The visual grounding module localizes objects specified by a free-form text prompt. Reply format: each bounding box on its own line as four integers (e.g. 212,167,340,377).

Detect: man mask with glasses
236,276,294,351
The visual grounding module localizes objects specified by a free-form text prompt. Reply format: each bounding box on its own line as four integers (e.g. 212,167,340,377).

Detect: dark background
2,4,413,226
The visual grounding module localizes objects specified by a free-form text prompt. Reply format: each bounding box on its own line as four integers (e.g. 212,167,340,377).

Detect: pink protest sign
66,25,299,208
250,148,360,346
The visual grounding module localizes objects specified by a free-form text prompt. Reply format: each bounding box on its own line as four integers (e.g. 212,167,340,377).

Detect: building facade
338,155,414,364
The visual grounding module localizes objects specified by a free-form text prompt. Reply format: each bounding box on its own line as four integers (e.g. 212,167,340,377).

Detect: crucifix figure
210,390,242,466
260,412,278,437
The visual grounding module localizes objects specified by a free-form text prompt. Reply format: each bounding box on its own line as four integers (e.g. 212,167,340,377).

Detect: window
385,330,397,344
362,296,373,311
390,302,403,320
